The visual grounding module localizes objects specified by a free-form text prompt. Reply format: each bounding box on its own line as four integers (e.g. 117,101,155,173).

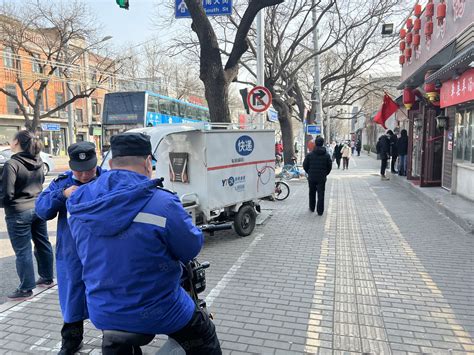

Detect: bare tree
0,0,120,132
182,0,283,123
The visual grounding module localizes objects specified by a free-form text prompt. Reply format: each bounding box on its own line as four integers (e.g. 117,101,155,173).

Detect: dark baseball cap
68,142,97,172
110,132,154,158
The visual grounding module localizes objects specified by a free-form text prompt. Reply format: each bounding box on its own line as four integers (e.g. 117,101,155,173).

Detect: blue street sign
175,0,232,18
267,108,278,123
41,123,61,132
306,125,321,135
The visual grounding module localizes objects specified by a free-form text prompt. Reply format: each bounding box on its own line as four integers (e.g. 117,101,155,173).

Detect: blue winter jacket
66,170,203,335
35,167,104,323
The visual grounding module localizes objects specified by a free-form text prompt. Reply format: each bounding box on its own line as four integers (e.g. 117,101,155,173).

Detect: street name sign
307,125,321,135
247,86,272,113
175,0,232,18
41,123,61,132
267,108,278,122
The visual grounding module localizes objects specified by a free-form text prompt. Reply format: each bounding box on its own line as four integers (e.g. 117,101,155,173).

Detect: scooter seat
102,330,155,346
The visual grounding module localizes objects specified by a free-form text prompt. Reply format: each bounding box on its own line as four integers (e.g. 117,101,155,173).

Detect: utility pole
65,42,76,147
256,10,265,129
312,1,324,138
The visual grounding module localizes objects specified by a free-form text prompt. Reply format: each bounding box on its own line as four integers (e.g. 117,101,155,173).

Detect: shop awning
397,41,456,90
425,44,474,83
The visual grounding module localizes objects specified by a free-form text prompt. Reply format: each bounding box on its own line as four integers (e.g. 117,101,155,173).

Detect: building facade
398,0,473,200
0,21,114,155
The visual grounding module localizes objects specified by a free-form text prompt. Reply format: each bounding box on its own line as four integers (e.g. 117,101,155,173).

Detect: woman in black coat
397,129,409,176
2,130,54,300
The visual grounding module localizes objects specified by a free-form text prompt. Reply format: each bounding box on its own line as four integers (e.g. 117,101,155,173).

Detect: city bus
101,91,210,150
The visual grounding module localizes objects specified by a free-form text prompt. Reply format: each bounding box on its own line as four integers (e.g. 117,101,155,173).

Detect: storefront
398,0,473,192
429,67,474,200
0,124,19,145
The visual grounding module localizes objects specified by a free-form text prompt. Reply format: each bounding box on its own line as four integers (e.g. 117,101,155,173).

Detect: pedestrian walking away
333,141,343,169
397,129,408,176
387,130,399,173
66,133,221,354
356,139,362,156
303,136,333,216
341,142,352,170
1,130,53,300
376,133,391,180
36,142,105,355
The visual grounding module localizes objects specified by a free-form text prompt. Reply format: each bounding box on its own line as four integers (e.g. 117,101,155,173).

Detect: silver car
0,148,55,175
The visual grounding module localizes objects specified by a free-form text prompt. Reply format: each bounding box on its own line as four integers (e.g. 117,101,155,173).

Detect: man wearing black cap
36,142,104,355
303,136,333,216
66,133,221,354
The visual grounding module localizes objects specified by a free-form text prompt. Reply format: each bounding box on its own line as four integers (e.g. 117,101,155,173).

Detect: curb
0,283,57,314
390,175,474,234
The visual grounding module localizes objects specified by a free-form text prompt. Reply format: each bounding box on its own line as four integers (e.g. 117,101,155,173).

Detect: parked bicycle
274,180,290,201
278,163,306,180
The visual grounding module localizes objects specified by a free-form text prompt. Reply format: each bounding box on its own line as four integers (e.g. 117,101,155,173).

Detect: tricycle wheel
234,205,257,237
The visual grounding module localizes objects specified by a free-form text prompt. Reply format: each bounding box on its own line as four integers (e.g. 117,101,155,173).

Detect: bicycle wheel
275,181,290,201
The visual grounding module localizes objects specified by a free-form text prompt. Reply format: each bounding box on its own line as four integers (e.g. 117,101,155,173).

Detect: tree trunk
275,103,295,165
203,75,231,123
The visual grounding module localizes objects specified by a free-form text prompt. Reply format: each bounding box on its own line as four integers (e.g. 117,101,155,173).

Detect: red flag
374,93,399,129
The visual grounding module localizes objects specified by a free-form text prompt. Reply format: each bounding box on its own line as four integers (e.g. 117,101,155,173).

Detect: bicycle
274,180,290,201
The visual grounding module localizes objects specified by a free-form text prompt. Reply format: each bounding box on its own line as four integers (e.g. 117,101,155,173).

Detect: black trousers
335,157,341,168
308,180,326,215
102,308,221,355
61,321,84,349
391,155,398,172
381,158,388,176
342,157,349,169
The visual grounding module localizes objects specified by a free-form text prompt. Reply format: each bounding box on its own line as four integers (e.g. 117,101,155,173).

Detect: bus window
158,98,171,115
147,95,159,112
170,101,179,116
178,103,188,118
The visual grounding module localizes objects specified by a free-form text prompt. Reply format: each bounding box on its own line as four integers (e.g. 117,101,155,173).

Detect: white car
0,148,55,175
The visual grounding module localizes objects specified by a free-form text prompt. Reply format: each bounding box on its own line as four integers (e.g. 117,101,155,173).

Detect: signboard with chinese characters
267,108,278,122
175,0,232,18
440,68,474,108
306,125,321,135
401,0,473,82
41,123,60,132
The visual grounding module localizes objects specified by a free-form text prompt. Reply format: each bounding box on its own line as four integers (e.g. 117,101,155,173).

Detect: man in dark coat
303,136,333,216
387,130,399,173
333,141,343,169
376,133,391,180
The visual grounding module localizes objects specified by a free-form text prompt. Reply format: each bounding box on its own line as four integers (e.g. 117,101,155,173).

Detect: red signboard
440,69,474,108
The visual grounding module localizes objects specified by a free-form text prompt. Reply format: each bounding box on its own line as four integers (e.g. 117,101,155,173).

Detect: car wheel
43,163,50,175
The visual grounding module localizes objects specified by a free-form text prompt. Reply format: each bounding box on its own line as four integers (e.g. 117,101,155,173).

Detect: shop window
5,85,18,114
454,108,473,164
3,47,15,69
0,126,18,145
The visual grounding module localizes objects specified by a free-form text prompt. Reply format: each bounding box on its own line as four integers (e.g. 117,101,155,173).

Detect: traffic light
116,0,129,10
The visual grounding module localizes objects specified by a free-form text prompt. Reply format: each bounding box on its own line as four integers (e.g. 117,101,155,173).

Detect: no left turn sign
247,86,272,113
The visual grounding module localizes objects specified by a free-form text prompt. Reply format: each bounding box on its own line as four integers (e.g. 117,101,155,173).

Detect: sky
83,0,170,49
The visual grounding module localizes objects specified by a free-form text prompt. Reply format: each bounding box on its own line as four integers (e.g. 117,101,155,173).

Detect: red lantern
403,88,415,110
425,20,434,40
413,34,421,49
414,4,422,17
426,1,434,17
399,55,406,65
406,32,413,45
400,41,406,51
400,28,407,39
406,18,413,30
437,2,446,25
414,18,421,31
424,72,439,102
405,48,412,60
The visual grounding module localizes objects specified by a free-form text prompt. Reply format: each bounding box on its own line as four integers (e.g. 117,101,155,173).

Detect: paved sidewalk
0,155,473,354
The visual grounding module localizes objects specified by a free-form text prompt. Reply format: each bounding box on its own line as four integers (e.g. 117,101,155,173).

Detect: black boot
59,321,84,355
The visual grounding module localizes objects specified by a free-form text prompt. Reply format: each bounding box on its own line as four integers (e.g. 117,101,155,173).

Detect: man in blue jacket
67,133,221,354
36,142,104,355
